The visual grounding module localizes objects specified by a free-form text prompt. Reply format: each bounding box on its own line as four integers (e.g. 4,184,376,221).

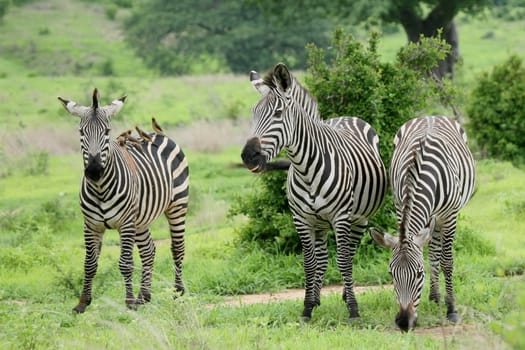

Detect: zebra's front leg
73,225,104,313
336,219,366,320
118,223,137,309
428,224,443,305
314,230,329,306
297,223,320,320
441,218,459,323
136,228,156,304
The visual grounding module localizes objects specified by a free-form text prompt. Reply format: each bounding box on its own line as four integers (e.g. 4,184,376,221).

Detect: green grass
463,160,525,262
0,0,150,77
0,75,258,130
1,148,524,349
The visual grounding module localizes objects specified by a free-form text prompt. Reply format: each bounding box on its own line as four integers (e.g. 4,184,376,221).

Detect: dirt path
211,284,488,341
217,284,389,307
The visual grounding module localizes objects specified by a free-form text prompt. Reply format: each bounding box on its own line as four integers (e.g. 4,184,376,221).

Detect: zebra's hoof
348,316,361,324
299,315,311,323
447,312,460,323
72,304,87,314
125,298,138,310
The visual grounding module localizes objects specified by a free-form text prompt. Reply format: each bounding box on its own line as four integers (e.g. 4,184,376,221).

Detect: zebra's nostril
85,154,104,182
241,137,264,168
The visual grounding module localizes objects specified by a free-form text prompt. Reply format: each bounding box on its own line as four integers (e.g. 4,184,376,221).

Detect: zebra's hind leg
336,219,366,320
74,227,104,313
441,217,460,323
136,228,156,304
166,203,188,298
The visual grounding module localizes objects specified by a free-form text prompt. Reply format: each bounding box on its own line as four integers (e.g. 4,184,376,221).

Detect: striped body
242,64,387,320
81,136,188,233
372,115,476,331
59,90,189,313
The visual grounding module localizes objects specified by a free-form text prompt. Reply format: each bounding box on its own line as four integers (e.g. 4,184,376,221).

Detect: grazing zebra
58,89,189,313
371,116,476,331
241,63,387,320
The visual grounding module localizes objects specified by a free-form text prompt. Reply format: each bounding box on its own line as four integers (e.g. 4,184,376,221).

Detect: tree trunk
396,2,459,80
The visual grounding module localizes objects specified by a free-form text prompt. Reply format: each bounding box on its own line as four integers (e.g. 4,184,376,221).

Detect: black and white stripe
242,63,387,320
59,89,189,313
371,115,476,331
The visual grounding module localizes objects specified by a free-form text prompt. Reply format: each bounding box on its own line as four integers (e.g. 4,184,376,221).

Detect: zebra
241,63,387,321
58,89,189,313
370,116,476,331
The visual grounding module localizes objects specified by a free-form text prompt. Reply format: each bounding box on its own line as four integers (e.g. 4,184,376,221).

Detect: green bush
232,29,454,254
467,55,525,166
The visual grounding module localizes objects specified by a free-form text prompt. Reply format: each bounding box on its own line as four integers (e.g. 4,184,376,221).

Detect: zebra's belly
288,190,351,225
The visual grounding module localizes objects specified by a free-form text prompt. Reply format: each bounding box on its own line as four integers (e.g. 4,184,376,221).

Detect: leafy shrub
467,55,525,166
232,29,454,254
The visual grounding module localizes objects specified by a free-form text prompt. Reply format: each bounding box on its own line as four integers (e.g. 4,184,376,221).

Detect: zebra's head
58,88,126,182
370,225,433,332
241,63,294,173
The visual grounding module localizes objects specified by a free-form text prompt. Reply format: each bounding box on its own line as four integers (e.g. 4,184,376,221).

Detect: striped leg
136,228,156,304
296,218,319,320
428,223,443,304
118,222,136,308
73,225,104,313
166,203,187,297
441,216,459,323
337,218,366,320
314,230,329,307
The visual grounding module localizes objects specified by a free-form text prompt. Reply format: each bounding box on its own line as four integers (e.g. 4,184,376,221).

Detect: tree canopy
124,0,333,75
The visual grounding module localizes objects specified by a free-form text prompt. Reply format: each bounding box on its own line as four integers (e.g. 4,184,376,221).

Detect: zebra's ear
103,96,127,118
414,228,432,248
58,97,90,118
370,228,399,250
273,63,292,94
414,218,435,247
250,70,270,95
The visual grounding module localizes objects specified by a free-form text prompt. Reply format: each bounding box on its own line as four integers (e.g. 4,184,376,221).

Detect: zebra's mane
399,139,425,244
263,70,322,121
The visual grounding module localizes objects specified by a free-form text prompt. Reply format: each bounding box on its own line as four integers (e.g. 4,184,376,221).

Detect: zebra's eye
105,128,111,135
417,270,424,279
274,110,283,118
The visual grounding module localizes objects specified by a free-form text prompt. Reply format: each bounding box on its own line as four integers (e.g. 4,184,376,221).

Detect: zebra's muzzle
395,304,418,332
241,137,266,173
85,154,104,182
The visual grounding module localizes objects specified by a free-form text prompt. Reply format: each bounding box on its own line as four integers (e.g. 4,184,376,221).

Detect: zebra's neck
285,88,336,181
290,77,322,122
84,142,136,193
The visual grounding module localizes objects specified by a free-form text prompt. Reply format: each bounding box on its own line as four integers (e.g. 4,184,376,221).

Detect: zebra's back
126,133,189,229
391,116,476,216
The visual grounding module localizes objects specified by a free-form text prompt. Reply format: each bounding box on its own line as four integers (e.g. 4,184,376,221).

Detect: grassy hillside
0,0,150,77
